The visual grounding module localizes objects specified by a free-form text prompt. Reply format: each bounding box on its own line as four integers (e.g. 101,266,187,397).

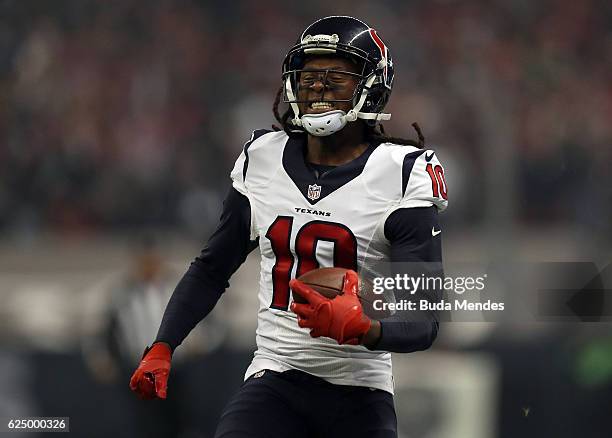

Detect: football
292,267,391,319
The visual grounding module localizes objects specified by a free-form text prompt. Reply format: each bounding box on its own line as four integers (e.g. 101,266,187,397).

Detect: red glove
129,342,172,400
289,270,371,345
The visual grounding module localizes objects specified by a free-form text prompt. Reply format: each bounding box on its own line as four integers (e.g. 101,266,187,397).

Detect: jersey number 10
425,163,448,200
265,217,358,310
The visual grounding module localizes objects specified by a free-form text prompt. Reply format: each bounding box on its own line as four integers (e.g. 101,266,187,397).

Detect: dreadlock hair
271,85,425,148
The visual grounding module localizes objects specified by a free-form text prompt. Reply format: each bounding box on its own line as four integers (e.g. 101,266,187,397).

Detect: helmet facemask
281,33,392,136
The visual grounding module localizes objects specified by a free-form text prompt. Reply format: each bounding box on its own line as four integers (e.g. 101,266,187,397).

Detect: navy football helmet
282,16,394,135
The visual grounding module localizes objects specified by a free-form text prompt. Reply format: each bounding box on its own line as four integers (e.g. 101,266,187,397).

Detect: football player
130,16,448,438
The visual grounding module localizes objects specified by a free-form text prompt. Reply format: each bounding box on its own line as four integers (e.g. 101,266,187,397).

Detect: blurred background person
81,236,227,437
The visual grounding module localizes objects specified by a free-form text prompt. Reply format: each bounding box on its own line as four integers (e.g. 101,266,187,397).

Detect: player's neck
305,123,369,166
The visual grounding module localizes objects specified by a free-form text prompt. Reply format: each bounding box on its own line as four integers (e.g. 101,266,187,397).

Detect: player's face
296,56,361,115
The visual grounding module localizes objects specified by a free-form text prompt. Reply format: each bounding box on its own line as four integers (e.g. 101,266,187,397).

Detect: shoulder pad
230,130,287,194
363,145,448,212
362,143,421,202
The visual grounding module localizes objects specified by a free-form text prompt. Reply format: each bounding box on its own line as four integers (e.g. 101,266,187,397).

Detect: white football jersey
231,130,448,394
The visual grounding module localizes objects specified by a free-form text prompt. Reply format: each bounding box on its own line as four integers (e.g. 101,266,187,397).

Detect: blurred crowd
1,0,611,239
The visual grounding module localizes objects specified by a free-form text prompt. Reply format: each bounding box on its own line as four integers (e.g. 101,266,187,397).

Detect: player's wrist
151,341,173,354
144,342,172,360
361,319,381,349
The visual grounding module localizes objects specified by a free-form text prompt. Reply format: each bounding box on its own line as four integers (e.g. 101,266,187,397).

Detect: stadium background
1,0,611,437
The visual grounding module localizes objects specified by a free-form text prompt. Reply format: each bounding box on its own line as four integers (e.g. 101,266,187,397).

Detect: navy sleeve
155,187,258,351
373,206,444,353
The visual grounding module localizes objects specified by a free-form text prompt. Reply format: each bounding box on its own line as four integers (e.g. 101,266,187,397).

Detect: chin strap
343,74,391,122
344,110,391,122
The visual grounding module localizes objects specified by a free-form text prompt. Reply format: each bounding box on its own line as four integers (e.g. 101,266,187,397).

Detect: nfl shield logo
307,184,322,201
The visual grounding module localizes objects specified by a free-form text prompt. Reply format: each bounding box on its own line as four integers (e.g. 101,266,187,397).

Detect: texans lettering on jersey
231,129,448,394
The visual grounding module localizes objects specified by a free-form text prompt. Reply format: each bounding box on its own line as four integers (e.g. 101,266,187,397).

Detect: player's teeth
311,102,333,109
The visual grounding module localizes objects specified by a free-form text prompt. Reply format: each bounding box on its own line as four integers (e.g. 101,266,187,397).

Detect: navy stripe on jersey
282,136,378,205
243,129,272,182
401,150,426,197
